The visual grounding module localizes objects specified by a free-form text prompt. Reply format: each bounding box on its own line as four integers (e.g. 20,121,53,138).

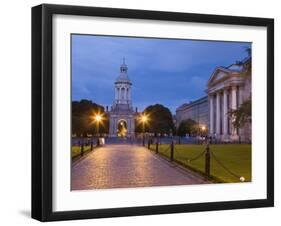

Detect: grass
71,145,92,159
150,144,251,183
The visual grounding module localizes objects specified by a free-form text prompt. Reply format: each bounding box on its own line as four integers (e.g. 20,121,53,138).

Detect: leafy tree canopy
230,47,252,129
136,104,175,135
177,118,197,137
229,98,251,129
72,99,109,136
236,47,252,77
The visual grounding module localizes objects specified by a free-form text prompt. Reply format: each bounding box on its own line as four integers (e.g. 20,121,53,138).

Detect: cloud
72,34,251,114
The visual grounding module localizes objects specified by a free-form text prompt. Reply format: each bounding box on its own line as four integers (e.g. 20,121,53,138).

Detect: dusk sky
72,34,251,114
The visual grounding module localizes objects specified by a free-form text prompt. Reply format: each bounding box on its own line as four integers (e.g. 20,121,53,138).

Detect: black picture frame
32,4,274,222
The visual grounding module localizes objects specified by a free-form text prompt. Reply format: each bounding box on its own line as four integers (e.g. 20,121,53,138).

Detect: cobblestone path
71,144,208,190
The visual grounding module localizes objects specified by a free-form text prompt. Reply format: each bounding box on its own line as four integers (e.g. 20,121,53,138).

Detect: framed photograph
32,4,274,221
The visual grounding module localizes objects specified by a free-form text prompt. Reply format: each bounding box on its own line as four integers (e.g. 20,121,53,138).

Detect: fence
147,138,246,182
71,138,98,159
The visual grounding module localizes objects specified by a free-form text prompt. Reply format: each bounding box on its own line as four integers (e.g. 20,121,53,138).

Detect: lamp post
201,125,206,136
94,114,102,146
201,125,206,144
140,114,148,146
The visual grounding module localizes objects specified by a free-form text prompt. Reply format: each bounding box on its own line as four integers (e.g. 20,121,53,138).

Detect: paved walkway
71,145,208,190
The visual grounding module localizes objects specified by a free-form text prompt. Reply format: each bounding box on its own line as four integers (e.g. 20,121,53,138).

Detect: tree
229,47,252,129
229,98,251,129
177,119,197,137
236,47,252,77
136,104,175,136
72,99,109,136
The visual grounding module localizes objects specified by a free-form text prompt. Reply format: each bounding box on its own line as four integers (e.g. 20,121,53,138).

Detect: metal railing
147,138,245,182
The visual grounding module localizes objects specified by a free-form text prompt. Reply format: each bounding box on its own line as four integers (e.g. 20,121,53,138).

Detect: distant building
108,59,137,137
176,57,251,142
175,96,209,129
206,58,251,142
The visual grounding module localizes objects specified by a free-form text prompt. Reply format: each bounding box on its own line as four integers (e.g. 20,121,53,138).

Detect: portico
207,63,250,142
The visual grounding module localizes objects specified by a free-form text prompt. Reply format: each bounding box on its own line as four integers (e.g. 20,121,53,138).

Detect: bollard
205,142,210,179
170,140,174,161
147,139,150,149
80,142,84,156
90,140,93,150
156,140,159,154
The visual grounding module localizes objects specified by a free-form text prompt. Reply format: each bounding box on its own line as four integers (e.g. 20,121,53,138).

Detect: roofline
176,96,208,111
115,80,132,85
207,57,251,85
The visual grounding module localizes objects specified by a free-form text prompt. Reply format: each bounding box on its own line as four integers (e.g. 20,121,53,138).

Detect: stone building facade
206,58,251,142
175,96,209,129
108,59,136,137
176,58,251,143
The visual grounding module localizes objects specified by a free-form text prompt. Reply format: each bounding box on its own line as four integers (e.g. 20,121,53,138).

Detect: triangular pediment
207,67,231,87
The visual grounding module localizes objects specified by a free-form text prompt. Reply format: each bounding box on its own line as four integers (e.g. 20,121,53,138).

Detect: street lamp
200,125,207,144
140,114,148,146
201,125,206,132
93,113,103,146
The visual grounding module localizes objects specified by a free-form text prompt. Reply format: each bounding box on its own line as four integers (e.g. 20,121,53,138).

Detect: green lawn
150,144,251,183
71,145,92,159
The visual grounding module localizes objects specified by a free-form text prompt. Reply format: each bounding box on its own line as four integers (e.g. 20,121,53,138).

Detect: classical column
113,118,117,135
128,118,131,135
231,86,237,136
124,88,126,102
117,87,120,103
125,87,127,101
223,89,228,138
131,118,135,136
216,92,221,135
119,88,122,102
128,88,131,100
125,88,127,102
115,88,118,102
112,118,115,135
209,95,214,135
237,86,244,138
121,87,123,101
126,88,129,103
109,116,113,135
238,86,244,107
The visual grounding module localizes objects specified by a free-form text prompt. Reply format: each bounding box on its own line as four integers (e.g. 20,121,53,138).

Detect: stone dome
115,59,132,84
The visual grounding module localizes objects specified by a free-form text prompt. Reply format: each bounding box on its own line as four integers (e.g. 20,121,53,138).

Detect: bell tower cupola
114,58,132,106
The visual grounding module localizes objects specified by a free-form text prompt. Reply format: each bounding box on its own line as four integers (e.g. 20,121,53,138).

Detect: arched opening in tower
117,120,127,137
